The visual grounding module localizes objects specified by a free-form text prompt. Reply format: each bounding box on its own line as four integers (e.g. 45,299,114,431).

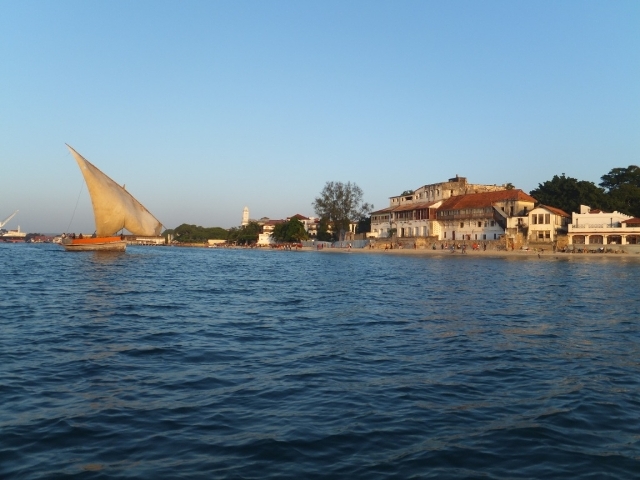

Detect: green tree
529,174,609,214
356,216,371,234
600,165,640,217
312,181,373,241
228,221,261,245
316,217,333,241
168,224,229,243
271,218,309,243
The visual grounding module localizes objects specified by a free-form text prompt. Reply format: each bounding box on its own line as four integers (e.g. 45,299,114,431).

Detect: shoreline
301,245,640,261
114,242,640,261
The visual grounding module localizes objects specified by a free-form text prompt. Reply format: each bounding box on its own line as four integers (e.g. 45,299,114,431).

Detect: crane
0,210,18,229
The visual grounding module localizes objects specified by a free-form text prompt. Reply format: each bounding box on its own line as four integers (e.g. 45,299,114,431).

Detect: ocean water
1,243,639,479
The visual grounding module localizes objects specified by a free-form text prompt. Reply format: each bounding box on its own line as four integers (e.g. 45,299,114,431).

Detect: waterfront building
257,219,284,246
567,205,640,247
261,219,285,235
527,205,570,243
255,214,323,245
370,207,395,238
436,189,536,242
288,214,320,237
370,175,509,238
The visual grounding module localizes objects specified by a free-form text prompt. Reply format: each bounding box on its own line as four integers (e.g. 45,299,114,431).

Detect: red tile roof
539,205,570,218
371,206,396,214
622,217,640,225
438,189,536,210
392,201,439,212
373,201,440,215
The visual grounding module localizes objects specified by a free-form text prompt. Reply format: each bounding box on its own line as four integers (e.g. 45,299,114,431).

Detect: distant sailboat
62,145,162,251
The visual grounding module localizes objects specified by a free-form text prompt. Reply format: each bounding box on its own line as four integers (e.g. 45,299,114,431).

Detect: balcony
438,212,491,221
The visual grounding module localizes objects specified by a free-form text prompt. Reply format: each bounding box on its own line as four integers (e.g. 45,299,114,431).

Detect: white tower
242,206,249,226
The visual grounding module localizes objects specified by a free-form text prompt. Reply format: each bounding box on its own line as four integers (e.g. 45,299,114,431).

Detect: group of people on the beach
435,242,487,253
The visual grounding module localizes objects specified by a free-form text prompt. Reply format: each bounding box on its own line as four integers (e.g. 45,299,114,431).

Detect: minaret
242,206,249,226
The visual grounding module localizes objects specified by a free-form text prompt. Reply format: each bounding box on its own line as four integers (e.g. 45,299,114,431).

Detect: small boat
62,145,162,252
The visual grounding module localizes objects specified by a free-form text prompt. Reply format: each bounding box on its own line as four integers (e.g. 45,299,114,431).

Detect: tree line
530,165,640,217
163,181,374,244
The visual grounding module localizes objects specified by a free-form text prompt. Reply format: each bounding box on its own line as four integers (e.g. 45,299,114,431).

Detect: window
545,214,550,224
491,221,495,227
460,222,464,228
444,232,447,238
478,222,482,227
494,234,497,239
532,215,537,225
483,234,486,240
545,231,551,239
475,234,478,240
484,221,488,227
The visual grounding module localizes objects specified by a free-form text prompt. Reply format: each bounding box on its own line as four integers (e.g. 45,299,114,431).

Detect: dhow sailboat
62,145,162,251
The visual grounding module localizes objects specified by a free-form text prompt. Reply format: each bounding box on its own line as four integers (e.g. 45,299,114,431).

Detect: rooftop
538,205,570,218
438,189,536,210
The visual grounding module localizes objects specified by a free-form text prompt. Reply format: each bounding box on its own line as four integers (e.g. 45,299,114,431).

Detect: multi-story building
256,214,324,245
527,205,570,243
370,175,508,238
567,205,640,248
288,214,320,237
436,189,536,241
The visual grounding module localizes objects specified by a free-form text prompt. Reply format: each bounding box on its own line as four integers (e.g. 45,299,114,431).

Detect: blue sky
1,1,638,233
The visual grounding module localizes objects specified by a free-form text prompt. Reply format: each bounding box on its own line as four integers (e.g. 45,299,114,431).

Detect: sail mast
66,145,163,236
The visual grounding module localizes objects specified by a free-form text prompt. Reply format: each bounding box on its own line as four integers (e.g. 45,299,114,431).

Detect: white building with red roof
527,205,571,243
436,189,536,242
370,175,507,239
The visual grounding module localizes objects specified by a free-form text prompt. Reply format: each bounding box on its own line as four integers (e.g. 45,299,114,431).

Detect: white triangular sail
67,145,162,237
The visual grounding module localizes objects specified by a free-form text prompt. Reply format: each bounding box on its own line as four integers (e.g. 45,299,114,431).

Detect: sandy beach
303,245,640,261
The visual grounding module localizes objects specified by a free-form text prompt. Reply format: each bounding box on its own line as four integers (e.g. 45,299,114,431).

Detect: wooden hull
61,236,126,252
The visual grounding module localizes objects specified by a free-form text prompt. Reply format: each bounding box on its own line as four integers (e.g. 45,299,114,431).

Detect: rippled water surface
1,244,640,479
